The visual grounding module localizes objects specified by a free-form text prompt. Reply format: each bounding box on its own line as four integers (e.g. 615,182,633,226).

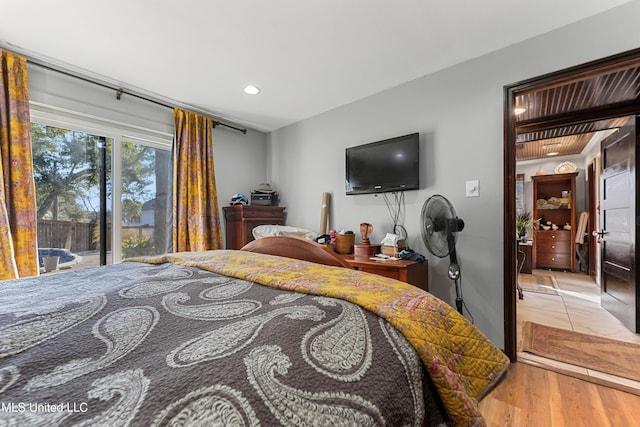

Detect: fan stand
453,279,463,314
448,239,464,315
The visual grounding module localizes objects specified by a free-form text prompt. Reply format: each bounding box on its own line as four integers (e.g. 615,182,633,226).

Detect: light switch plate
466,180,479,197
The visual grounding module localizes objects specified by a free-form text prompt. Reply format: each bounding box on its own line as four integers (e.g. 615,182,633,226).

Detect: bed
0,236,508,426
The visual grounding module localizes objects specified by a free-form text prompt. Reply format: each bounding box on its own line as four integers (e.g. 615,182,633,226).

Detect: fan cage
420,195,458,258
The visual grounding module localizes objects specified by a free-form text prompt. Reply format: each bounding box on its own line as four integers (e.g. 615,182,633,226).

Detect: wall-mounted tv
345,132,420,195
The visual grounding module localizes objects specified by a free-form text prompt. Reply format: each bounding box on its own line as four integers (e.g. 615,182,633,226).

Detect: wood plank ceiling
514,58,640,161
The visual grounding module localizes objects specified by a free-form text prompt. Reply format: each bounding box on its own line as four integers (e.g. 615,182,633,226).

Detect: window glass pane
119,141,170,261
31,123,112,271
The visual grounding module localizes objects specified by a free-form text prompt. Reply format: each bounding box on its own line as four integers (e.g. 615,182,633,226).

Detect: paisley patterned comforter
0,255,457,426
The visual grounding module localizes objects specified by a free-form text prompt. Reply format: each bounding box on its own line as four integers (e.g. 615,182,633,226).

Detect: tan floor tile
518,292,566,313
517,307,571,333
555,275,598,291
560,292,600,310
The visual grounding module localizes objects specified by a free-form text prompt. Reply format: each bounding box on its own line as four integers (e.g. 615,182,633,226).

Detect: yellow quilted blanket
129,250,509,426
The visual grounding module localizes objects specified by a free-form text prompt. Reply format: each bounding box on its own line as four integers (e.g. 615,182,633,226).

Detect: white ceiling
0,0,632,132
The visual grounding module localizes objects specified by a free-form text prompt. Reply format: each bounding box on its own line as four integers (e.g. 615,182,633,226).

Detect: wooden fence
37,220,97,252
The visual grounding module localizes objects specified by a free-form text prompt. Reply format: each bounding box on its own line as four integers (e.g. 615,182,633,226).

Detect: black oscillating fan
420,194,465,314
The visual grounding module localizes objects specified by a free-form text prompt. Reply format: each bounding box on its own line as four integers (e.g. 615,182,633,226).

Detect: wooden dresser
338,255,428,292
532,172,577,271
223,205,286,250
535,230,572,269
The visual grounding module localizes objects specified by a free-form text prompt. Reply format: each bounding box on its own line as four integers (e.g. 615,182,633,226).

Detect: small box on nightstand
381,245,399,257
354,244,381,257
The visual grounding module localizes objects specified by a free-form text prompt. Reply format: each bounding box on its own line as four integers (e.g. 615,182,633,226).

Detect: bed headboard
240,236,353,269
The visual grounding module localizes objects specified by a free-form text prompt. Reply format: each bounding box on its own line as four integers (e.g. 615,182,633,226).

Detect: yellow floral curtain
0,49,38,280
172,108,223,252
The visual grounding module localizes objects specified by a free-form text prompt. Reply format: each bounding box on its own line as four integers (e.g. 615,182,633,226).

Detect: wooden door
599,117,639,333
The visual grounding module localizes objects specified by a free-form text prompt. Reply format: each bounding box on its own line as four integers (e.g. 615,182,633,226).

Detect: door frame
30,106,173,265
503,48,640,361
587,158,598,279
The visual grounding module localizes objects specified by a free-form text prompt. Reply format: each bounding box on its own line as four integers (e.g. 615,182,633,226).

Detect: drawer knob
551,257,555,261
551,245,555,249
551,235,556,239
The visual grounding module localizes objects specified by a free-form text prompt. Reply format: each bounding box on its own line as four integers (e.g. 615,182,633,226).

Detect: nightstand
338,254,428,292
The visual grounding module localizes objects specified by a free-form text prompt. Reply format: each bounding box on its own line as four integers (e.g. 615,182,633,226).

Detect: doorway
503,48,640,361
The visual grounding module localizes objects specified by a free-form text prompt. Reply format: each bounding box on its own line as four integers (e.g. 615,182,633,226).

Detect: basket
335,233,355,254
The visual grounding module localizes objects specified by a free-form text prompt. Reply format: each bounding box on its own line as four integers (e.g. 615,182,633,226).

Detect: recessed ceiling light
514,107,526,115
244,85,260,95
546,152,559,156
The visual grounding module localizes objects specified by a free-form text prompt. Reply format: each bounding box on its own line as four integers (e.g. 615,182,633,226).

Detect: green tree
32,124,102,221
31,124,157,223
120,141,155,224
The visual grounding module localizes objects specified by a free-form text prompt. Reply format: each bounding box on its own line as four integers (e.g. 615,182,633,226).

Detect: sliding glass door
118,140,170,262
31,123,112,270
31,120,172,272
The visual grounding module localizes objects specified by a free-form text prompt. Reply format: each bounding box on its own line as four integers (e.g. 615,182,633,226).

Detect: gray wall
213,126,268,242
268,1,640,347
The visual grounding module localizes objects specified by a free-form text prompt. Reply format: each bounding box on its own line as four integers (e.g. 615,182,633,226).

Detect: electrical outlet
466,180,479,197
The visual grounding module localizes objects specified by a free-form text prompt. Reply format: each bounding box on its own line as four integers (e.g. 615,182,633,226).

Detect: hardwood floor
479,362,640,427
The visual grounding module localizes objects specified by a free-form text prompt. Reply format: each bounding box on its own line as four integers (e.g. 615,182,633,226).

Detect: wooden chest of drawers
223,205,286,250
535,230,572,270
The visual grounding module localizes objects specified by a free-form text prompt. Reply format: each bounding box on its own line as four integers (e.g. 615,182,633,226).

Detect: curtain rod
28,60,248,135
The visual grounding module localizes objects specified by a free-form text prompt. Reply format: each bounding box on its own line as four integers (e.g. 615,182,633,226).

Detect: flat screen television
345,133,420,195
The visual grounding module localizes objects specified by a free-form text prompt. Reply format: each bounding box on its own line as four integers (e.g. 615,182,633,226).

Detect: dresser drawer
359,266,401,281
536,230,571,242
240,208,284,219
536,252,572,269
537,239,571,254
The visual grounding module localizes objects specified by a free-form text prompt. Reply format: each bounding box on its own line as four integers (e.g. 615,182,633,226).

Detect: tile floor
517,269,640,392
